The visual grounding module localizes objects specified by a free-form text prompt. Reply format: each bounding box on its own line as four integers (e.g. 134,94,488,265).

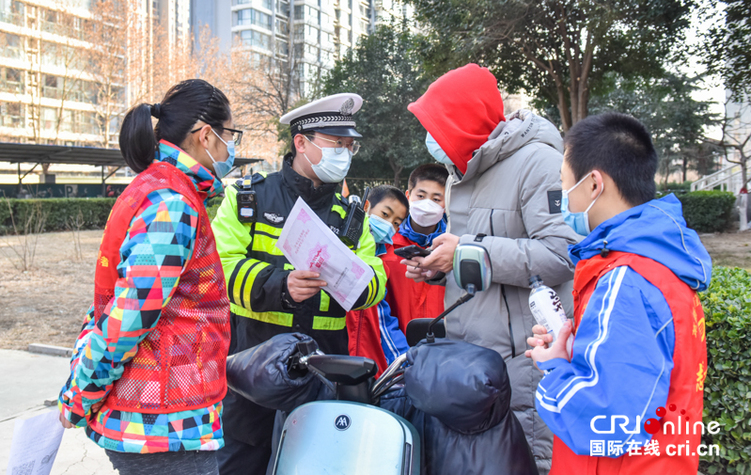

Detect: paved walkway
0,349,116,475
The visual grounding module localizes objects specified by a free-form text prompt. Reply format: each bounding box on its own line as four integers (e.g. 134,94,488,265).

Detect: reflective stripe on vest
230,302,345,331
231,259,271,309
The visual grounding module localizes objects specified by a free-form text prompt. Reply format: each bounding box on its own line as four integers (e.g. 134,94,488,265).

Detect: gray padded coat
441,109,580,472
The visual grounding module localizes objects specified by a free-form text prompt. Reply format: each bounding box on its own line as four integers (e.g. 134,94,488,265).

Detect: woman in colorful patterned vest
58,79,236,475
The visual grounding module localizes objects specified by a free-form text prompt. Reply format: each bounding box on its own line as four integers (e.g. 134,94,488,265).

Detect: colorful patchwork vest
94,161,230,413
551,251,707,474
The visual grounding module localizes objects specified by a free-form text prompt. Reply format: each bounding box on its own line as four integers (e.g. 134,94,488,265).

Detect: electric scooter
226,243,503,475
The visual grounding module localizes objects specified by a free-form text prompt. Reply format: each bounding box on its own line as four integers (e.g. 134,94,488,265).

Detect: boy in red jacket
382,164,449,332
348,166,449,373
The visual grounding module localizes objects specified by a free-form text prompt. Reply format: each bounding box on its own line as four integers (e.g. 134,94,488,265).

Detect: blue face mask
561,173,602,236
206,129,235,178
425,132,452,165
368,214,396,245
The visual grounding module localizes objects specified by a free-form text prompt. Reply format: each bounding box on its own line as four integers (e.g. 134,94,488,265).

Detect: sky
683,0,726,140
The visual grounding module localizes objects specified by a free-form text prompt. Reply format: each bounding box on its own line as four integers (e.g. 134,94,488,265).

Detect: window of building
43,75,61,99
233,0,251,4
42,107,57,130
261,0,272,9
0,102,24,127
5,68,22,88
257,9,272,28
294,5,303,19
235,8,252,26
234,8,272,29
276,18,288,35
1,33,23,59
80,111,100,135
277,39,288,55
11,1,24,15
61,109,74,132
236,29,271,50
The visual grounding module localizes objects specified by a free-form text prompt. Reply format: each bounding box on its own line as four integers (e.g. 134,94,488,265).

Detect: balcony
0,80,24,94
0,115,24,127
0,11,25,27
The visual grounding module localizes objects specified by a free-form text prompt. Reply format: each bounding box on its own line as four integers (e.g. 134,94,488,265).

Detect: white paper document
7,410,65,475
277,197,375,311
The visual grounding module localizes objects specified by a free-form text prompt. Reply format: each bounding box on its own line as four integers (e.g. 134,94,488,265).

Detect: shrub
206,196,223,221
700,266,751,474
677,191,736,233
656,181,693,194
0,198,115,235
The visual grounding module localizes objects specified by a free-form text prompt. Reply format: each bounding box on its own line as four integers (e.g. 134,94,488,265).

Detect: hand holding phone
394,245,431,260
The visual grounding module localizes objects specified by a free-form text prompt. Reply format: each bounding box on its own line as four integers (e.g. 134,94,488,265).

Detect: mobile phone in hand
394,245,432,260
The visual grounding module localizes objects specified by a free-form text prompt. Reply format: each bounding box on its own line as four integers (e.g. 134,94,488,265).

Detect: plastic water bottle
528,275,573,353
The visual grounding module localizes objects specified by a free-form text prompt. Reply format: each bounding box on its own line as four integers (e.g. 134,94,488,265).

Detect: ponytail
118,80,231,174
119,103,157,173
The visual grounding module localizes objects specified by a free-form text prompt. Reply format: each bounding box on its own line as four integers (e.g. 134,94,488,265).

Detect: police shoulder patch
264,212,284,224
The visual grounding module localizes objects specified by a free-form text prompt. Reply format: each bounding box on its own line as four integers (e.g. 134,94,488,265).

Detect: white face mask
303,136,352,183
410,199,444,227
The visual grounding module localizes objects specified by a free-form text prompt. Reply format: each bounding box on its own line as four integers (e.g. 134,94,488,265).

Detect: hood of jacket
569,194,712,291
407,64,505,174
456,109,565,184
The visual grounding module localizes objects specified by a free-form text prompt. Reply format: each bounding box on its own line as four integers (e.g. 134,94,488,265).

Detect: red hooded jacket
407,63,505,174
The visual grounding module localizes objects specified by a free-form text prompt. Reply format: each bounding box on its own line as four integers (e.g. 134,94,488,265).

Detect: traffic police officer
212,93,386,474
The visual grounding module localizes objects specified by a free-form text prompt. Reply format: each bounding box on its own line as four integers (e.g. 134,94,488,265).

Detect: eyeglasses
191,126,243,146
307,134,360,156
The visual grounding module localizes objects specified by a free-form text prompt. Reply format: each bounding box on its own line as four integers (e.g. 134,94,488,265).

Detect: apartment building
0,0,191,187
191,0,413,95
0,0,103,146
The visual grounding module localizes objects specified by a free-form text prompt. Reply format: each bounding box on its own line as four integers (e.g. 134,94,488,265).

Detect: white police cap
280,93,363,138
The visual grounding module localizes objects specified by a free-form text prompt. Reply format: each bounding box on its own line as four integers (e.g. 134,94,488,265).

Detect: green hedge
701,266,751,474
677,191,736,233
0,198,115,235
0,196,227,235
206,196,223,221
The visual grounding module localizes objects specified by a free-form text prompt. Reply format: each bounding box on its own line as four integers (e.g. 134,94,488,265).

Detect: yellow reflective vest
211,158,386,359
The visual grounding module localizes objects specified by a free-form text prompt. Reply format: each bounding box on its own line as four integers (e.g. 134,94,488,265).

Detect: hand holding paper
277,198,374,311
